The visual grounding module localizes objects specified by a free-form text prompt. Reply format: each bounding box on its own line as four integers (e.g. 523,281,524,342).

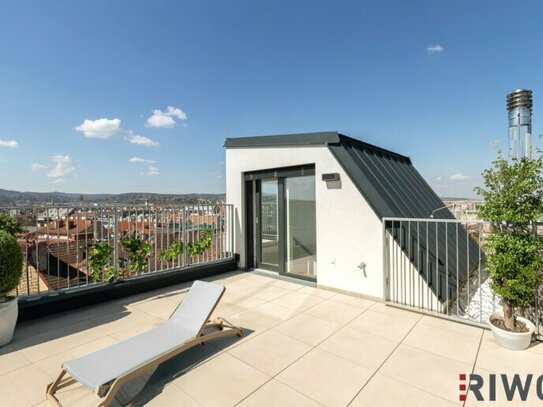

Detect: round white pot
0,297,18,347
488,313,535,350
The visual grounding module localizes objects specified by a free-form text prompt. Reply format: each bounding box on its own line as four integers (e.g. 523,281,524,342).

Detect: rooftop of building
2,270,541,406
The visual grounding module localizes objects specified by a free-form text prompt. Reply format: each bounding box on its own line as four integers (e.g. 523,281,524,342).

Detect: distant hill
0,188,225,206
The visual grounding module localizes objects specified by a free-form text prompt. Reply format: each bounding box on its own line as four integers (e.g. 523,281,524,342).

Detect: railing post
382,218,389,302
113,207,119,281
534,221,542,340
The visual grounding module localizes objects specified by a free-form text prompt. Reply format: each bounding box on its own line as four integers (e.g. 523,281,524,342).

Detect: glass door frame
244,164,316,282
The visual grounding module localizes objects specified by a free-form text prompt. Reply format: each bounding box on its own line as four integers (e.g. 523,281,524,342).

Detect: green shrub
475,154,543,330
122,237,151,273
0,230,23,298
88,242,114,283
0,213,23,236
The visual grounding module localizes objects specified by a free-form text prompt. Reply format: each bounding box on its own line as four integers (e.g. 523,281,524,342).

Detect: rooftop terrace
2,271,542,407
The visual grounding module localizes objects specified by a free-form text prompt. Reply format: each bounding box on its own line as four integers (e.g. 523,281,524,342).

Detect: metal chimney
507,89,533,159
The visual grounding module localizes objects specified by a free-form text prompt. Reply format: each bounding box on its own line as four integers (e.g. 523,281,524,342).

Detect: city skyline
1,1,543,197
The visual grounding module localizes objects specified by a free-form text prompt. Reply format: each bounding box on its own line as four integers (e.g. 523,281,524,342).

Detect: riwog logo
460,373,543,402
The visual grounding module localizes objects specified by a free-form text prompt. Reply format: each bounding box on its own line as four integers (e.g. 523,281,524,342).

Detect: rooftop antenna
507,89,533,159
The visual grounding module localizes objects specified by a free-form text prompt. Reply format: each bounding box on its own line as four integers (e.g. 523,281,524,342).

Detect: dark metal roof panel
329,136,451,219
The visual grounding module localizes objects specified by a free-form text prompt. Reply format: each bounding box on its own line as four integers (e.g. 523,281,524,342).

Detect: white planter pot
488,313,535,350
0,297,18,347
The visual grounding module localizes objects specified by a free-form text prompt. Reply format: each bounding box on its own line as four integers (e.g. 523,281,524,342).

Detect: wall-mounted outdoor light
322,173,341,189
322,173,340,182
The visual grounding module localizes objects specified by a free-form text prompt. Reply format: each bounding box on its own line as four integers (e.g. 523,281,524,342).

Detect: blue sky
1,0,542,197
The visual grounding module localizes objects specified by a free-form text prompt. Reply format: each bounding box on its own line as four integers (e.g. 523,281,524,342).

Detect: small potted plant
0,229,24,346
476,154,543,350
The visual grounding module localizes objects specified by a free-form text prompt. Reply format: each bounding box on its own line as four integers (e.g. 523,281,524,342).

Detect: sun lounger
46,280,243,406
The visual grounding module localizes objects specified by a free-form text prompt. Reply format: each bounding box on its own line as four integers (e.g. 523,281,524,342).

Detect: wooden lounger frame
46,289,243,407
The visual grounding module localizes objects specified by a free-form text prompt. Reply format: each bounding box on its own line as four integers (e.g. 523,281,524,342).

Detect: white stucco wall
226,145,385,299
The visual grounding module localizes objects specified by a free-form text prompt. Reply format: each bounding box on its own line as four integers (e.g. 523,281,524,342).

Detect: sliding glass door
285,176,316,278
260,179,280,270
248,166,316,280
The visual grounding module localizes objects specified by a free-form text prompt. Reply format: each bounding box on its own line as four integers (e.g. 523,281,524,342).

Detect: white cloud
435,176,443,182
147,112,175,128
142,165,160,176
0,139,19,148
75,117,159,147
129,157,156,164
165,106,187,120
449,173,470,181
74,118,124,139
128,135,159,147
47,155,76,179
31,163,47,172
52,178,66,184
426,44,444,53
146,106,188,128
217,161,224,165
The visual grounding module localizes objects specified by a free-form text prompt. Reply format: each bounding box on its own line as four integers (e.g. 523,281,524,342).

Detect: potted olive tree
475,154,543,350
0,229,24,346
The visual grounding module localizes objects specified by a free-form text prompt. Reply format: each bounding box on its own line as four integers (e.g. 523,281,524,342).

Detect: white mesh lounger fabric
45,280,244,407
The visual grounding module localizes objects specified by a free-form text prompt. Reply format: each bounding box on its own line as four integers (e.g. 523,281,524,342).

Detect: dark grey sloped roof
225,131,480,302
327,135,452,220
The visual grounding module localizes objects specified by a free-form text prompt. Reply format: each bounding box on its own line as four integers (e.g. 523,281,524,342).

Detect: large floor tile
12,320,110,363
228,302,297,331
476,330,543,375
403,321,482,364
318,326,397,370
350,373,458,407
0,364,52,407
54,385,102,407
249,285,294,302
270,278,306,291
379,344,471,404
92,309,159,336
348,309,420,342
273,313,342,346
298,286,336,299
418,315,483,338
329,293,376,310
269,291,326,312
229,330,311,376
175,353,270,407
220,291,266,309
237,379,321,407
369,302,422,320
222,278,270,294
276,348,372,406
144,383,202,406
0,344,30,376
304,299,364,325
